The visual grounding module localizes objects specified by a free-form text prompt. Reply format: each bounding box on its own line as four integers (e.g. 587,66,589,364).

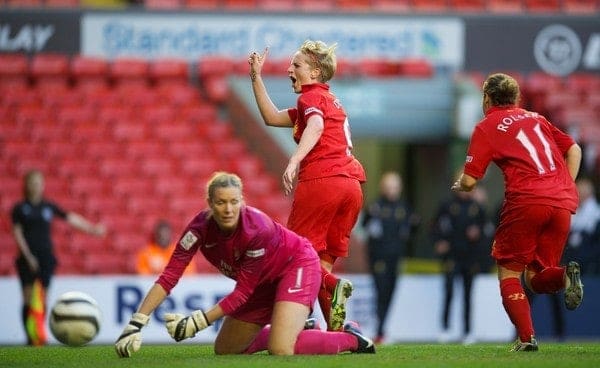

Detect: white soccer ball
49,291,101,347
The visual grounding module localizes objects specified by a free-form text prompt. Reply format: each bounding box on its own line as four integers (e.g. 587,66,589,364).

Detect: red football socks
530,266,566,294
500,277,534,342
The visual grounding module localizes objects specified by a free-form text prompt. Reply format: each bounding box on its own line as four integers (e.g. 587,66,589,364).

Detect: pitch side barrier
1,274,598,345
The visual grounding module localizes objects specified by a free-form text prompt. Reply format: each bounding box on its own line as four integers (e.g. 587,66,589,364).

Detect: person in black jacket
432,185,487,345
11,169,106,345
362,171,418,344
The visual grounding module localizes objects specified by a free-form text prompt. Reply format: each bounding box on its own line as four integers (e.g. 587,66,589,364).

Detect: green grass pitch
1,342,600,368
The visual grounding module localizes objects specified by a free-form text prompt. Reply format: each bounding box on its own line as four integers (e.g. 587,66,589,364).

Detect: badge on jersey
180,231,198,250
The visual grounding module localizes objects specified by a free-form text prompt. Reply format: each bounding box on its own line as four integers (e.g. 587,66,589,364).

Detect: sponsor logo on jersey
245,249,265,258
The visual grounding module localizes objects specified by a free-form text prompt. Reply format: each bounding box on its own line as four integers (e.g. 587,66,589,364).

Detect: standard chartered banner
0,274,515,345
81,13,464,68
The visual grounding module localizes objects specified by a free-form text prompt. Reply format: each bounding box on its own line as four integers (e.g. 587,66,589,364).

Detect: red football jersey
287,83,366,183
156,205,318,315
463,106,578,212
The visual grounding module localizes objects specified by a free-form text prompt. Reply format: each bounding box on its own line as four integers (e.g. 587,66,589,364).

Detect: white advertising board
0,274,512,346
81,13,464,68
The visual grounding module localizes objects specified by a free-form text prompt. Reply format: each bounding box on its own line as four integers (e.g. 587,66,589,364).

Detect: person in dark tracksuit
362,172,418,344
432,187,486,345
11,169,106,345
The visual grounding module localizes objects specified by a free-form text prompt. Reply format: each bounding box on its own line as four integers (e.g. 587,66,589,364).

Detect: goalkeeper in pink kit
115,172,374,357
452,73,584,352
249,40,366,331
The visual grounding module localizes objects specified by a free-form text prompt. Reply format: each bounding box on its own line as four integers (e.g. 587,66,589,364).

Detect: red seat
5,0,44,8
488,0,523,13
70,55,109,92
197,120,234,140
112,177,154,198
298,0,334,11
197,56,235,77
57,105,96,125
150,58,190,86
99,157,139,178
70,176,109,197
143,105,177,124
449,0,486,12
110,58,150,87
154,177,189,196
97,105,133,124
258,0,296,11
179,157,220,177
82,252,121,274
184,0,220,9
139,158,174,177
30,53,70,89
524,0,560,12
261,58,291,76
357,59,398,77
179,105,218,123
335,58,356,79
112,121,148,142
153,120,193,141
412,0,448,12
371,0,411,12
0,53,29,89
156,84,201,108
222,0,257,10
565,73,600,94
45,0,80,7
336,0,371,11
202,76,230,104
145,0,182,9
397,58,434,77
563,0,599,13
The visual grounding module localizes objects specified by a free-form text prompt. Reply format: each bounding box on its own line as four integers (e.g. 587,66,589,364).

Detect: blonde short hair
299,40,337,83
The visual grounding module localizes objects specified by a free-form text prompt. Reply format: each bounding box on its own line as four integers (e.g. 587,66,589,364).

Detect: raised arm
66,212,106,236
249,47,294,128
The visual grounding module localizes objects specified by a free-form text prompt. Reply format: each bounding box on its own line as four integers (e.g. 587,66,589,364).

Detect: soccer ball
49,291,101,347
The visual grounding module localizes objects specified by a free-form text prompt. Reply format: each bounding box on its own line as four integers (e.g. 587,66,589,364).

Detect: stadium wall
1,274,599,345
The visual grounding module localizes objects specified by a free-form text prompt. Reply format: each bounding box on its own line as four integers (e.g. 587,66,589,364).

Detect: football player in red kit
452,73,584,352
115,172,374,357
248,40,366,331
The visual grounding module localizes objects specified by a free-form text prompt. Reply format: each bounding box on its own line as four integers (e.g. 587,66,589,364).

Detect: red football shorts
228,253,320,325
492,204,572,272
287,176,363,258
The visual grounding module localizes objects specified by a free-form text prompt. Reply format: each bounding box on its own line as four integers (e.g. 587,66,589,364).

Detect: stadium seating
563,0,599,13
149,58,190,87
0,53,29,90
70,55,110,92
30,53,70,90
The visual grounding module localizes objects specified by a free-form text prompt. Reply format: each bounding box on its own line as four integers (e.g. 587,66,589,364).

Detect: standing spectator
432,181,486,345
115,172,375,357
248,40,366,331
565,177,600,274
452,73,583,352
137,219,196,275
11,169,106,345
361,171,418,344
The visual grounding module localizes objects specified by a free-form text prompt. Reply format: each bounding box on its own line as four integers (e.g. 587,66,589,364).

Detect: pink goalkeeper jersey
156,205,317,315
287,83,366,183
463,106,578,212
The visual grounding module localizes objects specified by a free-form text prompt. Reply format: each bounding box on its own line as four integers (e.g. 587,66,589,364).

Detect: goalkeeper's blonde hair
299,40,337,83
206,171,243,202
